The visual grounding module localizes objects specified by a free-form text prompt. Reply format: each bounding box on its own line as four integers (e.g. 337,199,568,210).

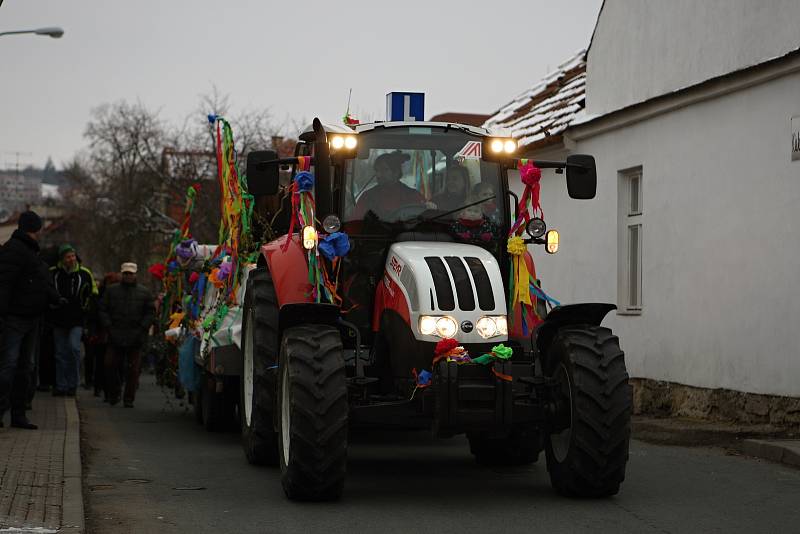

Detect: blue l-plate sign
386,92,425,122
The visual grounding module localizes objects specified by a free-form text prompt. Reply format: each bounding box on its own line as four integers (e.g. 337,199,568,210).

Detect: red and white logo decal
456,141,482,160
389,256,403,277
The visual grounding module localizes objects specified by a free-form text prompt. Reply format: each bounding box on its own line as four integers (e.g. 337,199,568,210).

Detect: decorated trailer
237,93,632,501
152,116,264,431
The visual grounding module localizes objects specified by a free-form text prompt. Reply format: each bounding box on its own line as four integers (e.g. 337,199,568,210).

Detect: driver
351,151,424,221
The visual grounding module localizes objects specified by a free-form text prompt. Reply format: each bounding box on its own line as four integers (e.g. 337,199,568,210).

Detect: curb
736,439,800,469
60,397,85,534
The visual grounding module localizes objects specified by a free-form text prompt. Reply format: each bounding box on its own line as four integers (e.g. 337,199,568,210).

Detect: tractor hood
384,242,508,344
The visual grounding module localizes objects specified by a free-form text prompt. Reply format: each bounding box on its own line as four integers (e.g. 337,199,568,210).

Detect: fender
372,269,411,332
260,235,312,307
532,303,616,358
278,302,340,337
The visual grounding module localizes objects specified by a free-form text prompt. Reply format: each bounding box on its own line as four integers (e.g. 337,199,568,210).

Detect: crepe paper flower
188,272,200,285
294,171,315,192
434,338,458,356
176,239,199,262
207,114,217,124
507,235,526,256
519,161,542,186
319,232,351,260
148,263,166,280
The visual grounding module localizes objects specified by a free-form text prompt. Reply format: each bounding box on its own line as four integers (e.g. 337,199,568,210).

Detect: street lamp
0,26,64,38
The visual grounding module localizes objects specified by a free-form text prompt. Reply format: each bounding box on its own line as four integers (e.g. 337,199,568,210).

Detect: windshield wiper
414,194,497,226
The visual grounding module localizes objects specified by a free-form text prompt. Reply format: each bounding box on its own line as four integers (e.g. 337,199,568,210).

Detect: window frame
618,166,643,315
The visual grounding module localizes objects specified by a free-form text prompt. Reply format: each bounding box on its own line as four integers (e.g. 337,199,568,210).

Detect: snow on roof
483,49,586,150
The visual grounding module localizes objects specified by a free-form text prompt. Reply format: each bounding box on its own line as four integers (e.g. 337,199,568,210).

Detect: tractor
239,115,632,501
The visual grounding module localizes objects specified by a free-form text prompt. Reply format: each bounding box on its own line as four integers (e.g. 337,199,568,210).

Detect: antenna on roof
343,88,359,126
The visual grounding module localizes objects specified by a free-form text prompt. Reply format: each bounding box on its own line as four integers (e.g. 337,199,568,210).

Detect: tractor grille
425,256,494,312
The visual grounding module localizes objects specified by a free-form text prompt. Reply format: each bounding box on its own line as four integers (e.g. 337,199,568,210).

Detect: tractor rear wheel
544,325,631,497
240,268,280,465
468,429,540,466
278,325,347,501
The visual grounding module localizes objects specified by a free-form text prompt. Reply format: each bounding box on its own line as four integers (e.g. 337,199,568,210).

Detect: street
79,376,800,534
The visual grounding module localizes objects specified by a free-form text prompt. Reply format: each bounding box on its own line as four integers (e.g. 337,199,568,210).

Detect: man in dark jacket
49,244,97,396
99,262,154,407
0,211,61,429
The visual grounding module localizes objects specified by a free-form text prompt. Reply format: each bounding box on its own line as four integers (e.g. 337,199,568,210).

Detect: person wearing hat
0,211,61,429
49,244,97,397
98,262,154,407
351,151,426,221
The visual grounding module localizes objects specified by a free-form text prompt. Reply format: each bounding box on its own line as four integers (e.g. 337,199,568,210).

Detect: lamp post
0,26,64,38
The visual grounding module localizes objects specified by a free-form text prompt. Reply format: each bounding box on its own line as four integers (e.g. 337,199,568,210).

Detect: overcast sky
0,0,601,169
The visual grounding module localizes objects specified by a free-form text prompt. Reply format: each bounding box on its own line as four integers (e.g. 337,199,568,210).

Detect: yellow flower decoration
507,235,526,256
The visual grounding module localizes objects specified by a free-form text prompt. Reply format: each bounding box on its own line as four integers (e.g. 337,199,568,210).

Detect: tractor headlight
476,316,508,339
419,316,437,336
436,317,458,338
419,315,457,338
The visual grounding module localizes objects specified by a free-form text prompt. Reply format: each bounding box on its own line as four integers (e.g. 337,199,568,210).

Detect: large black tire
240,268,280,465
278,325,347,501
544,325,631,497
468,428,540,466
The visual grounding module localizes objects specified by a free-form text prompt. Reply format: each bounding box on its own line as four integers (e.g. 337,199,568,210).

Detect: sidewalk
633,415,800,469
0,394,84,534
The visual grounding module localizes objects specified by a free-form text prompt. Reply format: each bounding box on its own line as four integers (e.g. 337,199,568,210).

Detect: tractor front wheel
278,325,347,501
544,325,631,497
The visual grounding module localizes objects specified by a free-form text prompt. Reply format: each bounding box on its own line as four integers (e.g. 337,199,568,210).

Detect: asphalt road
79,375,800,534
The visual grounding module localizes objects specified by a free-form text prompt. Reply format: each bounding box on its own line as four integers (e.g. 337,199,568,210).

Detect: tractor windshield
342,127,505,252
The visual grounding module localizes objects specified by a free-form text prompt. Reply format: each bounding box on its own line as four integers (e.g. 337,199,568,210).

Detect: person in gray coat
98,262,154,407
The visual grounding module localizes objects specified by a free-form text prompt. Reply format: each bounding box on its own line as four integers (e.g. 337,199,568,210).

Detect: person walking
49,245,97,397
0,211,61,429
99,262,154,408
85,272,120,399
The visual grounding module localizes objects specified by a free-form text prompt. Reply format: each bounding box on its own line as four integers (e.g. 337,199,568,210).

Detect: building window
618,167,643,314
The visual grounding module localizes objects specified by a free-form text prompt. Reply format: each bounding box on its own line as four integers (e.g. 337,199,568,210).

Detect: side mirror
566,154,597,199
246,150,279,196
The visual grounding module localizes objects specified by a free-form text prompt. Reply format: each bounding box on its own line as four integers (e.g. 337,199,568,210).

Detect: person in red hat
0,211,61,429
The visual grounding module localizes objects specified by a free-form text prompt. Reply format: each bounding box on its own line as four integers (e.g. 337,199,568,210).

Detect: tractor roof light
503,139,517,154
330,135,357,151
546,229,559,254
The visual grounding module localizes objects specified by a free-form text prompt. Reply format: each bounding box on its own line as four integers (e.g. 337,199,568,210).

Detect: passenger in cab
351,152,424,221
431,165,469,212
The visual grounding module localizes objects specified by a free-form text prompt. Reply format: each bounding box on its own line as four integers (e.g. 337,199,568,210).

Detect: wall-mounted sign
792,116,800,161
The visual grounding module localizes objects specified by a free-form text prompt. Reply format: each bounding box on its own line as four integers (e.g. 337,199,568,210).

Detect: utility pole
3,151,33,174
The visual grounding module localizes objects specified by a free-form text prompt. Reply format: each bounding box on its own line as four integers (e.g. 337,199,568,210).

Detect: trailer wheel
544,325,631,497
240,268,280,465
278,325,347,501
468,429,540,466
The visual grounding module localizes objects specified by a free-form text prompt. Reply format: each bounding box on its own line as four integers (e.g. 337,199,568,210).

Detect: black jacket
99,281,154,348
0,229,60,318
49,263,97,328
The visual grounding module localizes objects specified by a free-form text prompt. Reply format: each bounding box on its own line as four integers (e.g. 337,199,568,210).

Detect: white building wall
587,0,800,115
525,71,800,397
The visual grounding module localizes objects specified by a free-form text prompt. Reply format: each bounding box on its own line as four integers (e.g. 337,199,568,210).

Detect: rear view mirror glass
566,154,597,199
246,150,279,196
